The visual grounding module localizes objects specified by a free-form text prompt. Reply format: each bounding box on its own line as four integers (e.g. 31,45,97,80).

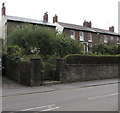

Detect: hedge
65,54,120,64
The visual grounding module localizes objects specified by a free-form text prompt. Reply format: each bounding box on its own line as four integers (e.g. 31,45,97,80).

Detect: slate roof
57,22,119,36
4,15,119,36
92,27,119,36
58,22,96,33
6,15,56,27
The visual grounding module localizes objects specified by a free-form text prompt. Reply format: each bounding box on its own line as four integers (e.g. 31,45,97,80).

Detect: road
2,82,119,111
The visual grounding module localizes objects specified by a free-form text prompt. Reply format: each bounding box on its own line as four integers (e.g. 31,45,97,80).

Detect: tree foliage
8,24,82,57
92,41,120,55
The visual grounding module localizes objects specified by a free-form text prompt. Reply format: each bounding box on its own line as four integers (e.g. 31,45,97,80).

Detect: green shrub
3,45,24,64
7,45,24,56
65,54,119,64
92,41,120,55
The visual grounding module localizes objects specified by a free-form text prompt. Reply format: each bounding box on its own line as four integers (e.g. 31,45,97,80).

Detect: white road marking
88,93,118,100
21,104,56,111
42,106,60,111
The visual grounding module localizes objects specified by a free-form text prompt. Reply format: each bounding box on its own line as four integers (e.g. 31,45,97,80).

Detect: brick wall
63,28,119,46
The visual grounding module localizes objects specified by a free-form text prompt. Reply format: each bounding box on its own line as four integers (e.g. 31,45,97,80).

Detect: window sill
88,40,92,42
79,39,84,42
70,36,75,40
104,41,108,43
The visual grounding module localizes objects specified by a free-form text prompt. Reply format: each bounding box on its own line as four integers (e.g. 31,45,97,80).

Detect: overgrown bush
8,24,83,57
92,41,120,55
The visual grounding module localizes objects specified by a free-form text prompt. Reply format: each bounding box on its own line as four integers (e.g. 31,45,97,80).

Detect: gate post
56,58,66,82
30,58,42,86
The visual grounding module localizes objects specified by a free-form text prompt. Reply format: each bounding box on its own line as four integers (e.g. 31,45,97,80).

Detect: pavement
2,78,119,97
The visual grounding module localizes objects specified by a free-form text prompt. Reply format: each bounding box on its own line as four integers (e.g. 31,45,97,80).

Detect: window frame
104,35,108,43
110,36,114,41
88,33,92,42
117,37,120,44
79,31,84,41
70,30,75,40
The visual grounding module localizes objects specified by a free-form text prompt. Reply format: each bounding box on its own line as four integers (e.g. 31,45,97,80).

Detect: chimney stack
43,12,48,22
88,21,92,28
2,3,6,16
83,20,92,28
109,26,114,32
53,14,58,23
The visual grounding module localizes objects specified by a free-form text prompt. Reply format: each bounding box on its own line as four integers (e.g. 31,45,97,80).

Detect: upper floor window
104,35,108,43
79,32,84,41
88,33,92,42
111,36,114,41
117,37,120,44
70,30,75,40
17,25,23,30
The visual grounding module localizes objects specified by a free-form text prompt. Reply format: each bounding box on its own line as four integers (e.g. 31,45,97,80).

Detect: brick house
0,3,120,52
53,15,120,52
0,3,56,45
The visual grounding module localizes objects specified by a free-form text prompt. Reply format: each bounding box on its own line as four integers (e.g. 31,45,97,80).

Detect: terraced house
0,3,120,52
53,15,120,51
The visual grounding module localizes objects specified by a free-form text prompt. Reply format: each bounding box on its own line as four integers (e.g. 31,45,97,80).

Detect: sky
0,0,119,33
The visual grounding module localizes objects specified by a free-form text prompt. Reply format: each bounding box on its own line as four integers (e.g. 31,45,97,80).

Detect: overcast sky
0,0,119,33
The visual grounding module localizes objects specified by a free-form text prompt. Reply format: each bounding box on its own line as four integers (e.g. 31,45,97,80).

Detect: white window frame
117,37,120,44
79,31,84,41
111,36,114,41
88,33,92,42
70,30,75,40
104,35,108,43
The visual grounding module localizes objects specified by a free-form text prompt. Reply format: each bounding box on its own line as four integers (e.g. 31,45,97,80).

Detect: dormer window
88,33,92,42
70,30,75,40
79,32,84,41
104,35,108,43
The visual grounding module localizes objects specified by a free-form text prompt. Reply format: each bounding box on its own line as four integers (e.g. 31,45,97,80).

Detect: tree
8,24,83,57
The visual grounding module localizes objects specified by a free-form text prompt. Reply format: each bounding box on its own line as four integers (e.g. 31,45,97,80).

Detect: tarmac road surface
2,81,119,111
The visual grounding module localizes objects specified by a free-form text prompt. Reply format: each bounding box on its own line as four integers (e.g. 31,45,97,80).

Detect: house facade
53,15,120,52
0,3,120,52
